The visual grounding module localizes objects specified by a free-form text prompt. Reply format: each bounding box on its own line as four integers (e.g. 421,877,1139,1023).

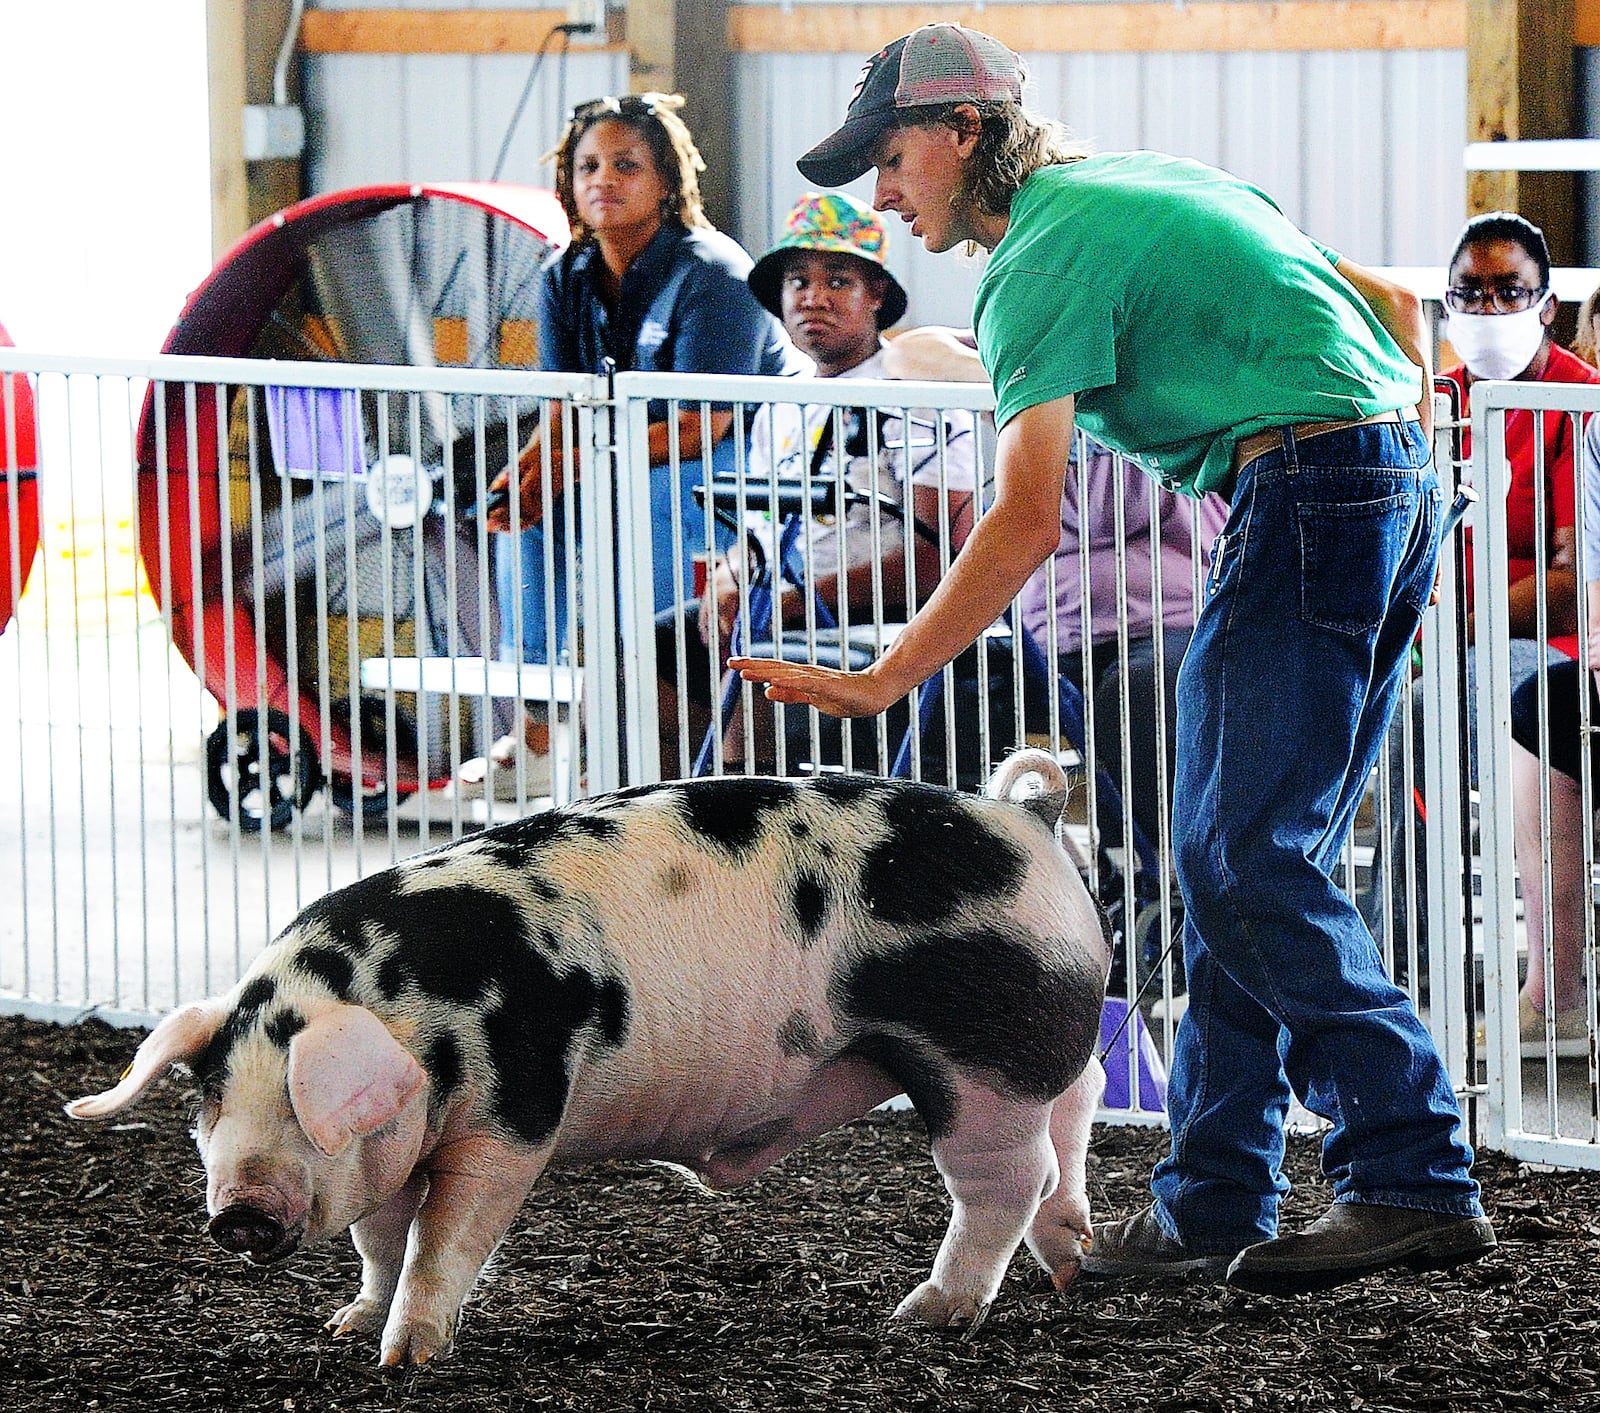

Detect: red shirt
1447,342,1599,648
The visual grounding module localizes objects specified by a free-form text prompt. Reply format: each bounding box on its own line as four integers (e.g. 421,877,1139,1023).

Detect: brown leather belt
1230,408,1412,475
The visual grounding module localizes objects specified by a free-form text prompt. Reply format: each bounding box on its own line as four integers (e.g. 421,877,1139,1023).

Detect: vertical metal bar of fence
185,383,216,998
65,376,91,1002
1474,395,1520,1153
1577,412,1600,1142
242,390,267,981
1577,413,1600,1142
375,391,406,857
213,382,240,992
1420,395,1470,1088
583,394,619,792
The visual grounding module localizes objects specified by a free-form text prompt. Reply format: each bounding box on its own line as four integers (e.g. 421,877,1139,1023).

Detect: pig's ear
287,1004,426,1158
64,999,230,1120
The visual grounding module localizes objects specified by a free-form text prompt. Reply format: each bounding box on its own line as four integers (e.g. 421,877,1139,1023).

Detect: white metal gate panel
1473,380,1600,1171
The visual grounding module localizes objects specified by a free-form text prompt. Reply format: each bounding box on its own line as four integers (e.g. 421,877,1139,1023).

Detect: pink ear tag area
287,1005,426,1158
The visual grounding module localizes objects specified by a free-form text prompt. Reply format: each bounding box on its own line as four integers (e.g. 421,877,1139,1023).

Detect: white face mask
1445,294,1553,381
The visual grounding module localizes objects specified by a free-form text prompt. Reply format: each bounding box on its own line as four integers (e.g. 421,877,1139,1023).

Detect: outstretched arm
729,395,1072,717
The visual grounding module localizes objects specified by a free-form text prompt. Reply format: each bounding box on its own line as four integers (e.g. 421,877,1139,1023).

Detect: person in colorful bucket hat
731,23,1495,1304
654,190,977,774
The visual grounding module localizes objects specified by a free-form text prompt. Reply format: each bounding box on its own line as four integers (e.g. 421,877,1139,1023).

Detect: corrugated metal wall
303,4,1468,331
305,0,630,193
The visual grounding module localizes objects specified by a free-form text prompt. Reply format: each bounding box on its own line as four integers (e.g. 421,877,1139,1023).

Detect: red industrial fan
0,316,40,635
134,184,568,828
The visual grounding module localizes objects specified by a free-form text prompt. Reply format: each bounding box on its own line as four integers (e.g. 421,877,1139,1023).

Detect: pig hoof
326,1297,389,1338
891,1281,991,1331
379,1316,456,1368
1049,1255,1083,1292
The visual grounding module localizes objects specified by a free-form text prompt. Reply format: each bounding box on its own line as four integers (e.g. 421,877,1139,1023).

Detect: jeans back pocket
1297,492,1413,636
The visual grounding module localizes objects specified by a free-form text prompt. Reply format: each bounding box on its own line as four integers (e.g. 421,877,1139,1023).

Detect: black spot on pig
789,818,811,839
292,944,356,1000
677,778,794,858
481,965,631,1145
594,975,629,1049
475,810,623,869
839,928,1103,1105
659,863,695,897
190,976,278,1088
860,791,1025,926
370,884,530,1005
237,976,277,1014
295,873,402,956
811,774,888,809
423,1031,465,1102
264,1008,306,1048
791,872,828,944
777,1012,821,1057
845,1032,958,1139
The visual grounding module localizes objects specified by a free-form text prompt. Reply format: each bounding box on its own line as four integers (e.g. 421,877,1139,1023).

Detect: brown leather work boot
1226,1202,1497,1296
1080,1203,1246,1280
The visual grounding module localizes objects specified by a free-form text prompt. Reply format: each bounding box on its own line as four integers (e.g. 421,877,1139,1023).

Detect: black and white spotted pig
67,749,1108,1367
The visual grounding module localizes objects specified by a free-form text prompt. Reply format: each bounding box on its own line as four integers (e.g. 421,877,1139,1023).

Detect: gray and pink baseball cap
798,24,1025,188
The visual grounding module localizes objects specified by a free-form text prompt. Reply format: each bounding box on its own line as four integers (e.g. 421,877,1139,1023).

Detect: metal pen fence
1,347,1587,1160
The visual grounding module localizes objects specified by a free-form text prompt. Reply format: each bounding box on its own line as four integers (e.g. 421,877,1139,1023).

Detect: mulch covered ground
3,1014,1599,1413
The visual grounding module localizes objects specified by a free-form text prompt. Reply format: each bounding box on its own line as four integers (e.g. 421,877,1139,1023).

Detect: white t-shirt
744,346,978,581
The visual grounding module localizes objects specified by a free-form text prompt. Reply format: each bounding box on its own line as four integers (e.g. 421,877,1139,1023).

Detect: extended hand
726,656,903,719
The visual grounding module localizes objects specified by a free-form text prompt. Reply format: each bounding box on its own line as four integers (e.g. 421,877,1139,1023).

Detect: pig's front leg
895,1086,1058,1329
380,1140,550,1367
327,1173,428,1339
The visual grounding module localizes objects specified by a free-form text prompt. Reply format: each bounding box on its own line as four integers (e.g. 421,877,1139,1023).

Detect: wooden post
206,0,249,260
207,0,305,261
1467,0,1576,264
627,0,735,232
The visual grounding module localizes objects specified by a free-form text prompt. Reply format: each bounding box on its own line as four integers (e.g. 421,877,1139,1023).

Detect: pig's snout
209,1205,300,1263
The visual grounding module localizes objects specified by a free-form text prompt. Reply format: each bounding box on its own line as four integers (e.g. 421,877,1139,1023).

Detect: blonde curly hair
545,93,712,244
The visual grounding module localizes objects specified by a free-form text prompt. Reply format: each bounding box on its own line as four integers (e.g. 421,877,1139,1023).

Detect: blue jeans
1151,419,1483,1253
495,438,737,663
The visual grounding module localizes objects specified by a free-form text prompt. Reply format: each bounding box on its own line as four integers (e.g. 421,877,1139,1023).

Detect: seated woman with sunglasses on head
468,92,802,793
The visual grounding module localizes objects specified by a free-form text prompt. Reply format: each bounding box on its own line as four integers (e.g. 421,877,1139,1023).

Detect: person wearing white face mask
1363,213,1599,961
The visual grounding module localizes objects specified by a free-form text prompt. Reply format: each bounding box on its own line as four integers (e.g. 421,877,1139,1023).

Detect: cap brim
797,108,895,188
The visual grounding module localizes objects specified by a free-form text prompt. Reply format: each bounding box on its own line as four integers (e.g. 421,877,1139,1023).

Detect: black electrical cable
489,22,589,184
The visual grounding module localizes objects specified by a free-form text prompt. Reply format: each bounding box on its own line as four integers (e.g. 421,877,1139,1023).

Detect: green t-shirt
973,152,1423,496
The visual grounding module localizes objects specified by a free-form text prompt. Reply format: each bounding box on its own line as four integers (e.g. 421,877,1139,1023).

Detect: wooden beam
1578,0,1600,42
727,2,1468,55
1468,0,1576,265
206,0,249,260
300,8,623,54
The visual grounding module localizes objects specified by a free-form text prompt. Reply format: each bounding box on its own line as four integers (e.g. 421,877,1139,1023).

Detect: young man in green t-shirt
732,23,1493,1303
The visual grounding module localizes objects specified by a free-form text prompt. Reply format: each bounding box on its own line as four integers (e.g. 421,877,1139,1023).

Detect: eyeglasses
569,95,664,124
1443,283,1548,315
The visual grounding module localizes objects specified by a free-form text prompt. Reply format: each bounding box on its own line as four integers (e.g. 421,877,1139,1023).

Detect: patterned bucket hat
748,191,909,329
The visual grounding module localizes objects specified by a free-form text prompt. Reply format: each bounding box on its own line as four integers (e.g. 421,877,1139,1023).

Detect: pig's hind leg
328,1173,428,1338
1023,1055,1105,1290
895,1080,1060,1330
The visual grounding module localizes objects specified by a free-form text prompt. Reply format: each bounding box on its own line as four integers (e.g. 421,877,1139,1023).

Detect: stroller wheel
205,708,322,832
329,777,390,818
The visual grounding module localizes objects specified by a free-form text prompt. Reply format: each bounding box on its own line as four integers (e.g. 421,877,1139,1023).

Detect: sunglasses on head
569,94,665,124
